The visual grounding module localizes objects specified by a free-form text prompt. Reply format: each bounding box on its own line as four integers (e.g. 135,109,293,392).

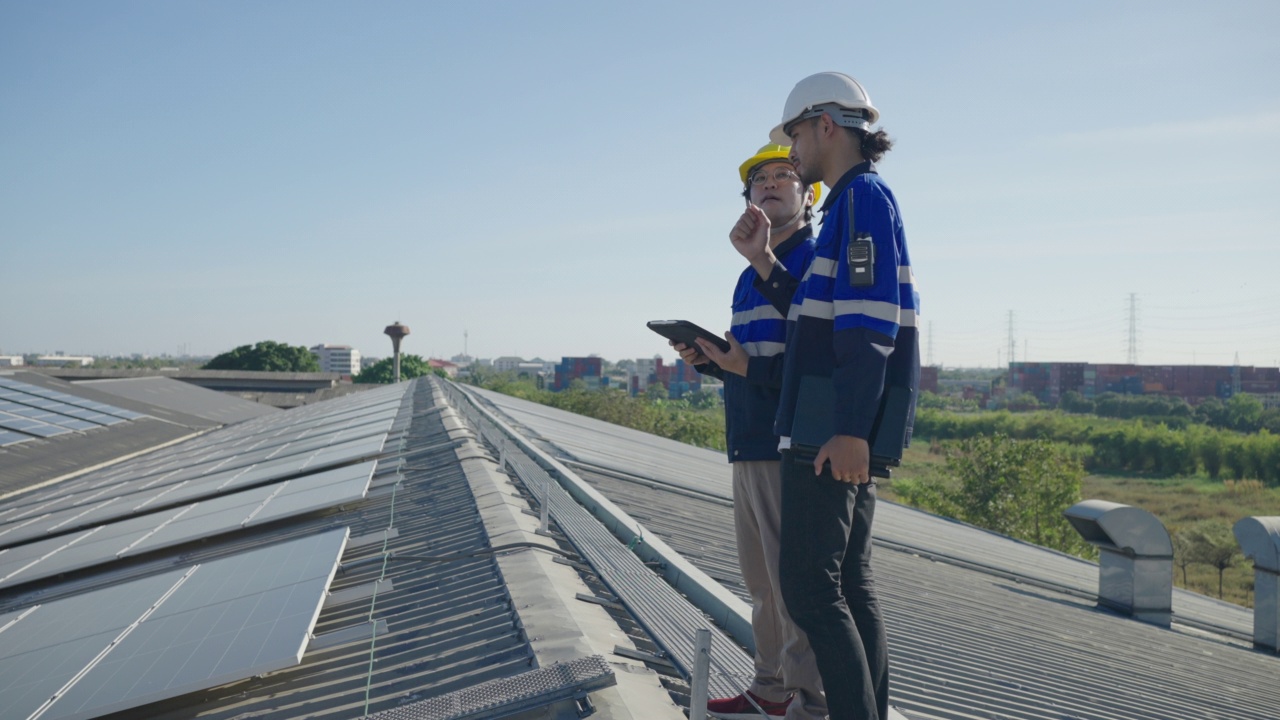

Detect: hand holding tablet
646,320,732,354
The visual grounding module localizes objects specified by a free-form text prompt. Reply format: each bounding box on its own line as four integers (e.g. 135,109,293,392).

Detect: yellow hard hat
738,143,821,204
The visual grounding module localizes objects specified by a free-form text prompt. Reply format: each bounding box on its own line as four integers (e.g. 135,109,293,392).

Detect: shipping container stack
1004,361,1279,406
920,366,940,394
553,356,604,392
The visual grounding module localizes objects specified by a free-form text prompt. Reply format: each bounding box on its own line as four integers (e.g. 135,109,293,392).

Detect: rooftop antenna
384,322,411,382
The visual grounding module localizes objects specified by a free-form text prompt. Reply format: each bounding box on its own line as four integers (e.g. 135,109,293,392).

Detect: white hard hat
769,72,880,145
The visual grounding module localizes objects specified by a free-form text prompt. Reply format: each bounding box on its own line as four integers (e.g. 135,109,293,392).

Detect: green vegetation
902,395,1279,606
466,373,1277,607
886,440,1280,607
914,405,1280,484
355,354,442,384
204,341,320,373
1059,390,1280,433
894,434,1092,557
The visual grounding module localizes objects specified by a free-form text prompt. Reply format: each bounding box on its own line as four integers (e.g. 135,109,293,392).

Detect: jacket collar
818,161,877,216
772,222,814,259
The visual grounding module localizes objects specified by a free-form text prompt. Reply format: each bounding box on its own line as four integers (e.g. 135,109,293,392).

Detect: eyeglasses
748,168,800,186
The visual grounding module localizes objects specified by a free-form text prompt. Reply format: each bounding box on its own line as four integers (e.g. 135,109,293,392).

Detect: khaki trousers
733,460,827,720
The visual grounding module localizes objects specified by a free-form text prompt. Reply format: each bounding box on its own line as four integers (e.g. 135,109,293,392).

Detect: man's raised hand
730,204,772,264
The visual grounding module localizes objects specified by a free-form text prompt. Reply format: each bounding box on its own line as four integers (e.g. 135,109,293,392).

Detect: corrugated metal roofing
0,379,689,720
78,375,281,424
0,418,201,498
7,373,1275,719
6,371,219,429
466,384,1280,720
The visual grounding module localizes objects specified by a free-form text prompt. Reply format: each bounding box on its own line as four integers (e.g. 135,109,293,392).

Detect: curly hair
852,128,894,163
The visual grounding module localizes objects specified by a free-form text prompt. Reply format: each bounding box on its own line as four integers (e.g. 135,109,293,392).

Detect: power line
1126,293,1139,364
1007,310,1016,365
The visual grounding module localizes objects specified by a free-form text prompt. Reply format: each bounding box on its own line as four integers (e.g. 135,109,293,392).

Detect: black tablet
647,320,731,354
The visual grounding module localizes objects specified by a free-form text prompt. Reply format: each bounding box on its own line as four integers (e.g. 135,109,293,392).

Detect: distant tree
645,382,668,403
1185,520,1242,598
687,388,722,410
204,341,320,372
1003,392,1042,412
1195,397,1228,427
895,433,1091,556
1059,391,1095,414
355,354,439,384
1225,393,1264,433
1262,408,1280,435
1170,526,1194,585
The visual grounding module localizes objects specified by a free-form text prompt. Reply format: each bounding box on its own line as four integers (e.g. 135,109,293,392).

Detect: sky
2,1,1279,368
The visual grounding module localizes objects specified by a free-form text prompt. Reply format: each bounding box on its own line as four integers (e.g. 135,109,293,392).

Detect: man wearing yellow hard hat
672,144,826,720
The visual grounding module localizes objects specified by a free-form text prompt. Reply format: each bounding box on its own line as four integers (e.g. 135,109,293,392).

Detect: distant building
554,356,603,391
0,356,23,367
493,356,524,373
449,353,474,366
659,358,701,398
628,356,701,398
1007,361,1280,405
310,344,361,376
516,362,546,379
528,357,559,375
631,357,661,394
428,358,459,379
33,354,93,367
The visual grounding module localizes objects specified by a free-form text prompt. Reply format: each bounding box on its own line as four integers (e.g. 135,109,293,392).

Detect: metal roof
78,375,280,424
6,374,1275,719
0,417,201,499
0,380,692,720
465,384,1280,720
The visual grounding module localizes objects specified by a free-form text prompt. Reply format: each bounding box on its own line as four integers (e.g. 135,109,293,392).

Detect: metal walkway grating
441,381,754,700
365,655,615,720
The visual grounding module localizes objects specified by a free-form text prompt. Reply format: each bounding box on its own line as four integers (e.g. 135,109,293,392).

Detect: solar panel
0,460,377,590
0,412,69,438
0,429,32,447
0,390,126,427
0,378,145,422
0,528,348,720
0,402,101,431
0,434,388,547
0,382,406,526
5,403,397,507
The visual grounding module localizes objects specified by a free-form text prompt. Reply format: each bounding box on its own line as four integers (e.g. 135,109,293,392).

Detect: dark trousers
778,450,889,720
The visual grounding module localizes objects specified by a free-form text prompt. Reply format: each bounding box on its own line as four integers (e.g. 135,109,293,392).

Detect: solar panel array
0,376,148,446
0,382,411,720
0,459,377,590
0,528,349,720
0,385,404,547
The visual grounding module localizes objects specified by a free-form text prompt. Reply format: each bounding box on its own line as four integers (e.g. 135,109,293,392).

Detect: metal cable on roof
361,468,397,717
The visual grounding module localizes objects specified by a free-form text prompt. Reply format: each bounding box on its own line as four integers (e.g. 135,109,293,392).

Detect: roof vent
1065,500,1174,626
1233,516,1280,653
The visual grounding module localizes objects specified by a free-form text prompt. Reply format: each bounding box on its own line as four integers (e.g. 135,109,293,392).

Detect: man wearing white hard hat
673,144,826,720
729,72,921,720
